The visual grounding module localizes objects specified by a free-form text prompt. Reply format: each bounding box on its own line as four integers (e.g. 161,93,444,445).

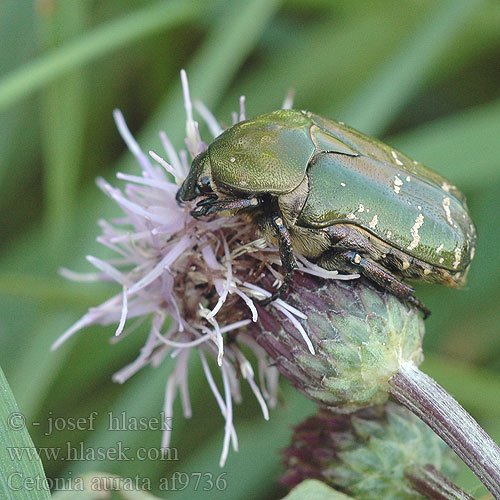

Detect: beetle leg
259,216,298,306
339,250,430,318
191,196,262,218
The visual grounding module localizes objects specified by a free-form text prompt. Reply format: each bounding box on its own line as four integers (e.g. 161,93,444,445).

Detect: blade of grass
38,0,89,251
341,0,485,135
0,364,51,500
0,0,200,114
390,96,500,188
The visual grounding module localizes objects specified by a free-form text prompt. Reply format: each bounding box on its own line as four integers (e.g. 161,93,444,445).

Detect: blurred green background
0,0,499,498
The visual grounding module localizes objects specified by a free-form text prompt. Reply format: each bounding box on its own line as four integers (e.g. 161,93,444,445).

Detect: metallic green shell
207,110,314,194
200,109,475,273
306,112,468,204
298,113,476,272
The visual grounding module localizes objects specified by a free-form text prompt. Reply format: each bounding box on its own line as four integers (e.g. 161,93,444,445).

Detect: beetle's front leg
337,250,431,318
259,215,298,306
191,196,262,218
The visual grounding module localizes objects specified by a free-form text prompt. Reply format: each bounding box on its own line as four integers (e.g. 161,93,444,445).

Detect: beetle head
176,150,213,203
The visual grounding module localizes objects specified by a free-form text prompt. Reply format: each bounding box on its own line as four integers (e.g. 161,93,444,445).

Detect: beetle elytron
177,110,477,317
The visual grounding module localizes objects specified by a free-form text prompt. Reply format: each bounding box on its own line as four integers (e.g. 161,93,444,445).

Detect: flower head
250,272,425,413
281,402,458,499
55,71,356,466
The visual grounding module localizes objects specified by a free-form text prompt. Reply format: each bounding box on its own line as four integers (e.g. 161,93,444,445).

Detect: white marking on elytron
417,205,422,211
340,182,346,187
357,204,365,213
407,201,412,206
442,182,452,193
353,253,362,264
240,180,248,187
401,260,410,271
391,150,404,166
439,257,444,264
471,247,476,260
406,176,411,182
366,208,370,213
408,214,424,251
393,175,403,194
338,121,345,125
346,213,356,220
230,157,236,163
442,196,454,226
386,230,392,238
369,214,378,229
413,160,419,165
453,247,461,269
436,243,444,254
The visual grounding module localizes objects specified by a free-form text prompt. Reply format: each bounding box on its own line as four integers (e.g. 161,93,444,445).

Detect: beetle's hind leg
258,215,298,306
330,250,430,318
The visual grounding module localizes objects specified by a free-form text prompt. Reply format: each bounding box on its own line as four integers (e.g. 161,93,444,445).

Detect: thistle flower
249,273,425,413
281,402,470,500
53,71,356,466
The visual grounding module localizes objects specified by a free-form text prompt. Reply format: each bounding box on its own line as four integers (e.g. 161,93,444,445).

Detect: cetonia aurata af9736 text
177,109,477,317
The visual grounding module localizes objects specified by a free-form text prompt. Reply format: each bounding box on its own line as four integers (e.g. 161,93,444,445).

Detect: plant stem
389,361,500,499
406,464,475,500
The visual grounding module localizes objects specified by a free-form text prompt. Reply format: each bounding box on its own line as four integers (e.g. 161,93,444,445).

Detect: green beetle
177,109,476,317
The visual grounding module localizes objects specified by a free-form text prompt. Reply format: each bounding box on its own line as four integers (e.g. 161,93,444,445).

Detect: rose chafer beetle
177,109,477,317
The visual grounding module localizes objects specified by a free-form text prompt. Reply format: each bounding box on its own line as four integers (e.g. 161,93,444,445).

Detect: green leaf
283,479,355,500
0,364,51,500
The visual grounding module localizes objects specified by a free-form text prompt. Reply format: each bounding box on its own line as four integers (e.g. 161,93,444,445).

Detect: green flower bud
252,275,424,412
281,402,458,500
